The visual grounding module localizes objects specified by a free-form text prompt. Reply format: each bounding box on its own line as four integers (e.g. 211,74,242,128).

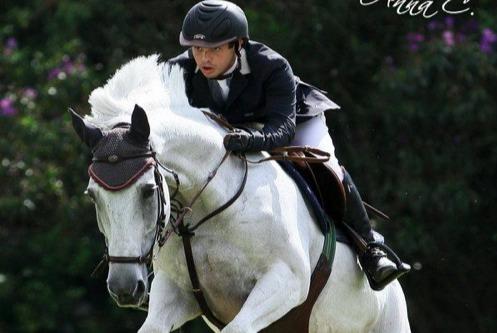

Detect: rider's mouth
201,66,215,74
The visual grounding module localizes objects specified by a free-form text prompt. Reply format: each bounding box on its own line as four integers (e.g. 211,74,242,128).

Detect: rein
158,150,248,245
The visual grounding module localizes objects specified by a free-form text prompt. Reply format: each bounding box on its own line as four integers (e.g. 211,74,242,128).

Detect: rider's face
192,43,237,79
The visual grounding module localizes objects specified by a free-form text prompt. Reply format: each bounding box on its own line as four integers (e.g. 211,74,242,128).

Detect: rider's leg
291,114,410,290
341,168,410,290
291,114,343,181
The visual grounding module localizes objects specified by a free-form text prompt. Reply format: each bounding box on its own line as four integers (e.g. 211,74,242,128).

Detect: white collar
239,48,251,75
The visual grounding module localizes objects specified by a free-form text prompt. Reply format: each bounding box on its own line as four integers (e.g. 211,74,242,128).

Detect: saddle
260,151,346,333
286,152,346,227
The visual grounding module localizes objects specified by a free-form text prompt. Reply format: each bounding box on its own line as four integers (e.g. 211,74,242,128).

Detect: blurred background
1,0,496,332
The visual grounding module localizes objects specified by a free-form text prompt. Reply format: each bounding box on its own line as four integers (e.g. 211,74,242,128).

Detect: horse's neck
152,112,240,208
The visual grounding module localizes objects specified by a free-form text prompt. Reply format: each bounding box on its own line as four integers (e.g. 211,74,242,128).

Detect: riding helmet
179,0,249,48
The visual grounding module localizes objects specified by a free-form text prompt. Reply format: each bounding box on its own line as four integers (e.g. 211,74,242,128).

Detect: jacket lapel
191,73,217,109
225,71,248,110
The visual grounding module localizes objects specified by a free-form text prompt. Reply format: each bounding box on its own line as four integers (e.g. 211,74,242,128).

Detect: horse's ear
69,108,103,149
130,104,150,142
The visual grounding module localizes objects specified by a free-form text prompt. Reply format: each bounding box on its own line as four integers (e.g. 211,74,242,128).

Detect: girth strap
182,234,227,329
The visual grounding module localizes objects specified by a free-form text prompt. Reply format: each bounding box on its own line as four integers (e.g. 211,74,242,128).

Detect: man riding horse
166,0,410,291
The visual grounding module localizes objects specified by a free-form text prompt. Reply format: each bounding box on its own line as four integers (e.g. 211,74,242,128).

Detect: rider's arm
225,60,296,152
251,59,296,151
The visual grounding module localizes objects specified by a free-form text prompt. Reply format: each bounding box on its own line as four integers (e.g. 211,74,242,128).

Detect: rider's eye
142,184,157,199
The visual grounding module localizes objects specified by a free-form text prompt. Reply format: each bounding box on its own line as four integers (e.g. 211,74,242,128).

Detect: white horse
72,55,410,332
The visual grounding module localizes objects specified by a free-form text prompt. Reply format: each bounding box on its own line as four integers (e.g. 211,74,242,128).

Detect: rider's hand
223,129,254,152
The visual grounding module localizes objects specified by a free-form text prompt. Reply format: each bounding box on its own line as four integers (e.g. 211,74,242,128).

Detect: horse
70,54,410,332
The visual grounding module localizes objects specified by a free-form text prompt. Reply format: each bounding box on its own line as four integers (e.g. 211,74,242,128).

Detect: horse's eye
143,184,157,199
85,188,96,203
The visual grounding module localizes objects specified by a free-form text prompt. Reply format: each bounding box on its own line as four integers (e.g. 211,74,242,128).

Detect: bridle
90,150,176,277
89,112,243,277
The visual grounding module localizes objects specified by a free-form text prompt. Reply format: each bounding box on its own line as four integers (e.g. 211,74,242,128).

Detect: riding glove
223,117,296,153
223,129,254,152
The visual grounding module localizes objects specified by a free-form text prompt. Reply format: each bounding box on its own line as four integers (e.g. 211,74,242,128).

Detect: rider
166,0,410,290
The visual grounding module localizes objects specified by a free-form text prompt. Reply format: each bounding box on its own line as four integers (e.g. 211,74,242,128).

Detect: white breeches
290,114,344,181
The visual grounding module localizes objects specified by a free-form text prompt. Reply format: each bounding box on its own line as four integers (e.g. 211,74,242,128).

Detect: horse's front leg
222,260,309,333
139,270,201,333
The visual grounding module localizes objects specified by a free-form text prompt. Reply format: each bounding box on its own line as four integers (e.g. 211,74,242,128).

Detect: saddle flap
300,151,346,223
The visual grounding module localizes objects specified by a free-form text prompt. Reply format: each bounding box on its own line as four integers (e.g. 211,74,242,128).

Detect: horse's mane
85,54,225,159
86,54,196,130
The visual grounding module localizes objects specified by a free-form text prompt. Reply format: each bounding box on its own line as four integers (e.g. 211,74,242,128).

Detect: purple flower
47,55,87,80
444,17,455,29
5,37,18,49
443,30,455,47
3,37,18,55
406,32,425,52
480,28,497,54
48,67,62,80
63,61,76,74
427,19,440,31
0,97,17,117
23,88,38,100
482,28,497,43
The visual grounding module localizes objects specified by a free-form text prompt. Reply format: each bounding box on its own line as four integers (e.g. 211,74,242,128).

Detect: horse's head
70,105,170,308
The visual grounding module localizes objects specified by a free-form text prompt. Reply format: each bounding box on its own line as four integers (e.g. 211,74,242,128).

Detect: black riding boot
342,168,410,290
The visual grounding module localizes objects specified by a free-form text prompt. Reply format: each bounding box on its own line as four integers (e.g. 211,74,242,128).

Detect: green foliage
369,26,497,331
1,0,496,332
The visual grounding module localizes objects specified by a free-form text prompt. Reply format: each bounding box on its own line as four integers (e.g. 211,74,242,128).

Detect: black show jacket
166,40,297,151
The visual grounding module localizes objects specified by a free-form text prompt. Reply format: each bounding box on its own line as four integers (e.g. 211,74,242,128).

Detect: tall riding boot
342,168,410,290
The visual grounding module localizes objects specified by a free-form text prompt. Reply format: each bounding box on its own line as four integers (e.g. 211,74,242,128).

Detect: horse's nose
107,266,147,306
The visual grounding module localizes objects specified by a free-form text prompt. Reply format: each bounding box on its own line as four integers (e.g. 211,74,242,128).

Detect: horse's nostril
135,280,146,297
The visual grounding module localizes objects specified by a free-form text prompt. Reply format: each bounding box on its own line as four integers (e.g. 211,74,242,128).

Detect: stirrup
363,242,411,291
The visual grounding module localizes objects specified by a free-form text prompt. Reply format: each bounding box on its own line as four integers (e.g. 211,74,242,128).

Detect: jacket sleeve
244,60,296,151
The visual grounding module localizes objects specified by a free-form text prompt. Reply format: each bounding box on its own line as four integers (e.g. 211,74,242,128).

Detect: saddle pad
277,160,349,243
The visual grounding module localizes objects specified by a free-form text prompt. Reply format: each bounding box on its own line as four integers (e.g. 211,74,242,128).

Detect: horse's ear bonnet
69,108,103,148
89,127,155,191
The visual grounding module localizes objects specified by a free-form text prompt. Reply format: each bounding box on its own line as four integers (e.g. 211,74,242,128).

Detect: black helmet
179,0,249,48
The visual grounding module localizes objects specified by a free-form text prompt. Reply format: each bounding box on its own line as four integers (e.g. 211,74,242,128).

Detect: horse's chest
195,241,261,318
